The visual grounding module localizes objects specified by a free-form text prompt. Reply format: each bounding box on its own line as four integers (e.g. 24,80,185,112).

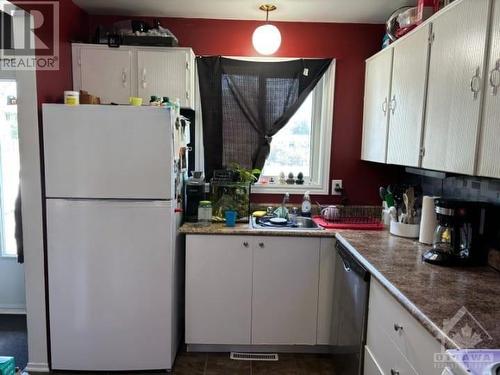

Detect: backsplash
407,174,500,203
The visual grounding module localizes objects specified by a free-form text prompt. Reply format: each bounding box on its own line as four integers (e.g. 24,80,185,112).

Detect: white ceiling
73,0,417,24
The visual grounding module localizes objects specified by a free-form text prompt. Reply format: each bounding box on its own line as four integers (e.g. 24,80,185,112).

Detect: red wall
30,11,399,205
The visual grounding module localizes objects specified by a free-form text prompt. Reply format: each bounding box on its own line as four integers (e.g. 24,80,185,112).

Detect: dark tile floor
34,350,358,375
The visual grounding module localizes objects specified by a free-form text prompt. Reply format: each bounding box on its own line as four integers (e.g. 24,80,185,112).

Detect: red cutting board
312,216,385,230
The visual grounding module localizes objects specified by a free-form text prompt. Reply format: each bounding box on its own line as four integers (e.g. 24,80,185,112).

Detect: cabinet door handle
121,69,127,87
490,59,500,96
390,95,396,115
470,67,482,100
382,98,388,115
243,242,249,248
141,68,147,89
390,369,400,375
394,323,403,332
259,242,265,248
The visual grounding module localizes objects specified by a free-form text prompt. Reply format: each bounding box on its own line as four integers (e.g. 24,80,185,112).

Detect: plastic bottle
301,191,312,217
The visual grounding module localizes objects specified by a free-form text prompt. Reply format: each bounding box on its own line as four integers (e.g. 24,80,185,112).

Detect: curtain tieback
264,135,273,144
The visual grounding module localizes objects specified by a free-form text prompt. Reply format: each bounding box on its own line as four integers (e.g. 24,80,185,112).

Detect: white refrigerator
42,104,184,371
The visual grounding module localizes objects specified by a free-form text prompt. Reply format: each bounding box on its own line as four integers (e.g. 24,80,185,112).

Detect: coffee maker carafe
423,199,489,266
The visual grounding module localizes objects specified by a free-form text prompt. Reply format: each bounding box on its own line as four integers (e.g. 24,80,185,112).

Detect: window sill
251,183,329,195
0,254,19,260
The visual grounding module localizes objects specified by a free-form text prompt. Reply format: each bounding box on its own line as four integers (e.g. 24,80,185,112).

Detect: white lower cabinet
252,237,320,344
366,279,442,375
185,235,253,344
185,235,335,346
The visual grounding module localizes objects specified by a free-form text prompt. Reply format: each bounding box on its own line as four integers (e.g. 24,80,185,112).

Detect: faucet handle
291,207,299,215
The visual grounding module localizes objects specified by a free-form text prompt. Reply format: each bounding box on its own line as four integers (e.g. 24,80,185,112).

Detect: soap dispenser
301,191,312,217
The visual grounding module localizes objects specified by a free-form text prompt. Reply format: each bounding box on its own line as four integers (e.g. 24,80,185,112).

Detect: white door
387,25,430,167
47,199,174,371
79,47,132,104
185,235,253,345
137,50,190,107
43,104,173,199
252,237,320,344
361,48,393,163
477,0,500,178
422,0,490,174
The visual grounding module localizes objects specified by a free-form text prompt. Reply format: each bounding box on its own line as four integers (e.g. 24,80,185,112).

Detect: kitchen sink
251,216,323,231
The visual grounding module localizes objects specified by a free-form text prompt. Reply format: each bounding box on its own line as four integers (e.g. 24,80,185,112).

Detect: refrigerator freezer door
43,104,174,199
47,199,175,371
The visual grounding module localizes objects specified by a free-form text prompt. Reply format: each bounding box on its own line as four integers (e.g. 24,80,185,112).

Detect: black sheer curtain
197,56,332,178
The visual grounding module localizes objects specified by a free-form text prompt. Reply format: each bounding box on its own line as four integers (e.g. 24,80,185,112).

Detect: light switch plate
331,180,342,195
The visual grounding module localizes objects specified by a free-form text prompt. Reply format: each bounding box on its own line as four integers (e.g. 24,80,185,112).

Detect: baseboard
24,362,50,373
186,344,334,354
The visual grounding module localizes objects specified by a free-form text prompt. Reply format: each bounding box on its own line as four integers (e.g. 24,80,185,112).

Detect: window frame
251,59,335,195
0,73,19,258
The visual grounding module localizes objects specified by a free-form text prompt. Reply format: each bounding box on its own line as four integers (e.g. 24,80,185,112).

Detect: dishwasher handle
336,240,370,281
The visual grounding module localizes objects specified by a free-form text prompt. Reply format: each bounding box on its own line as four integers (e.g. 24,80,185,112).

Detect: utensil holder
390,220,420,239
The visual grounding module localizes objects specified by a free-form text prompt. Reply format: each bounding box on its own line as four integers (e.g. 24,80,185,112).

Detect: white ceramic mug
321,205,339,221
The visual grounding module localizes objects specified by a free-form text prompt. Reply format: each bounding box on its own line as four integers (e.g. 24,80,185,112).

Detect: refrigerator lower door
47,199,176,371
43,104,175,200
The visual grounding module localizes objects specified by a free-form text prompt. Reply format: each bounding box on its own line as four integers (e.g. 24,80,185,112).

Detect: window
253,60,335,195
0,80,20,257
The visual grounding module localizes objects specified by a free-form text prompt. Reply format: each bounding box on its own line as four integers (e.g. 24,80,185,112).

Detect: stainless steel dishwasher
333,240,371,375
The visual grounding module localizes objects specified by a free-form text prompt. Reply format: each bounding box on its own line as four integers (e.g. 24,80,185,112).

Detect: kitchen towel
419,196,438,244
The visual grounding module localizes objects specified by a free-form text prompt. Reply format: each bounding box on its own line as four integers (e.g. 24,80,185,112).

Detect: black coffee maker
422,199,491,266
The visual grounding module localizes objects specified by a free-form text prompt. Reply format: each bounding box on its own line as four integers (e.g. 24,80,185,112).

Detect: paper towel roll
419,196,438,245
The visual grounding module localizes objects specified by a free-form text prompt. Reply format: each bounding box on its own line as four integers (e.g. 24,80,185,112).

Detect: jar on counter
198,200,212,226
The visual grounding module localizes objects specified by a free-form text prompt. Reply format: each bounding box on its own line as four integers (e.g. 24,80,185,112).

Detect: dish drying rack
312,205,384,230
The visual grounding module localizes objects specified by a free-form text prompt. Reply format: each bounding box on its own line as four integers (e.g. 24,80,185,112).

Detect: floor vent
230,352,279,361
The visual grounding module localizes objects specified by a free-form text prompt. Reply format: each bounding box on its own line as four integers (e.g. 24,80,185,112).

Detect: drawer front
369,279,442,375
364,346,384,375
367,319,418,375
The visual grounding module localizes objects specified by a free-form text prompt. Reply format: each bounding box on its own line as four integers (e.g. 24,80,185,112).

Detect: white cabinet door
422,0,490,174
137,50,192,108
477,0,500,178
361,48,393,163
387,25,430,167
185,235,253,345
78,47,132,104
252,237,320,345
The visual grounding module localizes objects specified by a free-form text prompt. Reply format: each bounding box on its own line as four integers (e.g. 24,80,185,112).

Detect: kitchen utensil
389,206,398,222
379,187,387,201
321,205,340,221
384,193,395,208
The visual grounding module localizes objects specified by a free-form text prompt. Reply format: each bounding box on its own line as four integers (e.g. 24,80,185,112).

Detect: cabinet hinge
186,61,190,70
419,147,426,158
186,91,190,100
428,32,435,45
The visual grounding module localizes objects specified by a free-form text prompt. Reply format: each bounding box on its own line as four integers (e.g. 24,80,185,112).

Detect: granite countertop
336,231,500,350
179,222,337,237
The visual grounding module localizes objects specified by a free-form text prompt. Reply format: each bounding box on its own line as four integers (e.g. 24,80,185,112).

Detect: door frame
5,2,49,372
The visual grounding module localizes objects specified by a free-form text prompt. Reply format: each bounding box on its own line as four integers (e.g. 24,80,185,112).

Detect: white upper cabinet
137,49,194,108
477,0,500,178
72,44,195,109
77,47,132,104
361,48,393,163
422,0,490,174
387,25,431,167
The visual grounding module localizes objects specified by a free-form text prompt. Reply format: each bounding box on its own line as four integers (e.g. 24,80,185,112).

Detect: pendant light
252,4,281,55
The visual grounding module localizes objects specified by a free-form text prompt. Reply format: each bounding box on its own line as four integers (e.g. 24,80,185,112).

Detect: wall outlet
331,180,343,195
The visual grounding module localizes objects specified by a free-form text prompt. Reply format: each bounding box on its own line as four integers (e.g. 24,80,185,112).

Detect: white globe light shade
252,24,282,55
